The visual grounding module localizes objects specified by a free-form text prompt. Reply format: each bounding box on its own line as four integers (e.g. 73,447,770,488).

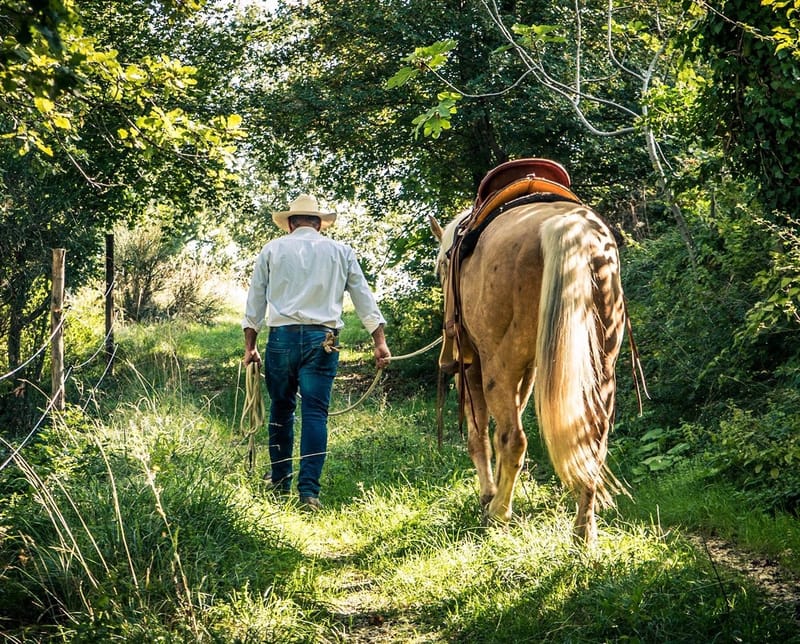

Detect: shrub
613,416,698,484
114,222,222,323
705,389,800,514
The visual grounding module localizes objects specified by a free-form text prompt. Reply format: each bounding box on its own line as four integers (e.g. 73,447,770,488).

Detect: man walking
242,193,391,511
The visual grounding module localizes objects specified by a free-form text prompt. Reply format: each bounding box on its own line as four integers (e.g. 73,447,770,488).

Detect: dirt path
689,534,800,625
326,532,800,641
326,573,444,643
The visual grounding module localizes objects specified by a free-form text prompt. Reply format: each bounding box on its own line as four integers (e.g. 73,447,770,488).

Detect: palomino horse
431,199,626,545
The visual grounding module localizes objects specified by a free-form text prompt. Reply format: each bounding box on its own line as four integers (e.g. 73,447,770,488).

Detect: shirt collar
290,226,322,238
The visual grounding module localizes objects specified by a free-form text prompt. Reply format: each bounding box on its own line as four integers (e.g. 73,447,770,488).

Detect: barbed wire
0,277,117,383
0,337,120,473
0,280,120,471
80,342,119,413
0,366,74,473
101,277,116,300
0,310,70,383
71,315,118,372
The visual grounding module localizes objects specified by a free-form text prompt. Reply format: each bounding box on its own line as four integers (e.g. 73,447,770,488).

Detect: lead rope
236,335,444,470
329,335,442,416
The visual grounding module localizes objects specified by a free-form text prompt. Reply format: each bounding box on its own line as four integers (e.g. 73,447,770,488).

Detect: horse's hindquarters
437,200,626,545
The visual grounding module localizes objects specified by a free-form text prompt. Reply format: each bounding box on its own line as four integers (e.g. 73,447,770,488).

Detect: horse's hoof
482,512,510,529
572,518,598,548
572,528,597,548
482,500,512,526
479,494,494,510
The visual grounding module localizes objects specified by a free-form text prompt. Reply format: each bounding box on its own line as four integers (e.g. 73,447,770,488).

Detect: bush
114,222,223,323
379,285,444,393
613,415,699,484
705,389,800,514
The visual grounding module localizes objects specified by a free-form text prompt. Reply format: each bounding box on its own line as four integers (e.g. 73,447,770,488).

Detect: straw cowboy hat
272,193,337,232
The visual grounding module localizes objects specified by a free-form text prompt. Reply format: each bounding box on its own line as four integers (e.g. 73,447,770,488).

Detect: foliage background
1,0,800,638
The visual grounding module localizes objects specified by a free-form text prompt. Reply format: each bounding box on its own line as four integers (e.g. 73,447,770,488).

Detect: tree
688,0,800,214
237,1,660,297
679,0,800,371
0,0,243,426
388,0,707,259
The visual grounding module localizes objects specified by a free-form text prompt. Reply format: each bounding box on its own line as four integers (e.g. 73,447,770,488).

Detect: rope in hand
235,334,443,473
328,335,442,416
239,361,265,474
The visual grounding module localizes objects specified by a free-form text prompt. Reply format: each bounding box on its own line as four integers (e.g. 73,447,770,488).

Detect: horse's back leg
572,230,625,545
574,485,598,544
573,396,610,544
484,376,528,523
459,360,495,508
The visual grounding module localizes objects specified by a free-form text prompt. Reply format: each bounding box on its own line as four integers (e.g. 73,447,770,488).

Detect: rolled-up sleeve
345,250,386,335
242,252,269,331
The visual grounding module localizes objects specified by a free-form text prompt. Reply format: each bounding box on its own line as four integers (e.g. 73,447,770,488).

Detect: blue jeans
264,326,339,498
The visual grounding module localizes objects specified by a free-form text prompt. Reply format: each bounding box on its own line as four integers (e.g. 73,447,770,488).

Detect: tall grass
0,306,797,642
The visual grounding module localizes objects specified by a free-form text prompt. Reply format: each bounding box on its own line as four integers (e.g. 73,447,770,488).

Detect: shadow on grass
0,407,304,639
439,534,800,643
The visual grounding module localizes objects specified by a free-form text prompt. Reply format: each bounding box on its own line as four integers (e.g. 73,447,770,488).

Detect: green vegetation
0,308,797,641
2,0,800,640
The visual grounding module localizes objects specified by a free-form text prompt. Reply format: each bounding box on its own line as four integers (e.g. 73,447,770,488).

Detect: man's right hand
374,344,391,369
371,325,391,369
243,348,262,367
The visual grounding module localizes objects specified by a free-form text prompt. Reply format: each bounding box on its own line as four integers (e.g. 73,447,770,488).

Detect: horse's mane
436,208,471,276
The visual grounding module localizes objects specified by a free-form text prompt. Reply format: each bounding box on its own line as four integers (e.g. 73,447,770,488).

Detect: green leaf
511,23,566,46
386,66,417,89
32,137,53,157
124,64,147,82
34,96,54,114
403,40,457,71
641,428,666,441
225,113,242,129
52,115,71,130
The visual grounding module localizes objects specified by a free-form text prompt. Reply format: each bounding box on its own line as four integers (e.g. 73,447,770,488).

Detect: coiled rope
239,361,265,474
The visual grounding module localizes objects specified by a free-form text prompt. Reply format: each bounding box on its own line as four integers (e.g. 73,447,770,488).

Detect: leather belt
270,324,338,335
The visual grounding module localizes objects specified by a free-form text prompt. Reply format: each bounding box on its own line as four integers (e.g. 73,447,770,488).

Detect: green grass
618,462,800,576
1,307,798,642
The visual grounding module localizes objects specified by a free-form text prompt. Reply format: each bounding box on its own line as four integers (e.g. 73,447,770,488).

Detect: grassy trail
1,308,799,641
170,309,800,641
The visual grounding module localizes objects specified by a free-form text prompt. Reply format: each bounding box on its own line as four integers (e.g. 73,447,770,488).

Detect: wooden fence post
51,248,66,411
105,233,114,373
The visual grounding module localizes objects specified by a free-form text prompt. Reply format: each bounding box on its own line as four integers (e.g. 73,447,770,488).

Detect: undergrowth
0,307,798,642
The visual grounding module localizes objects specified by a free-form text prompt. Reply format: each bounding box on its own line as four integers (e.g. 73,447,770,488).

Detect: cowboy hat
272,193,337,232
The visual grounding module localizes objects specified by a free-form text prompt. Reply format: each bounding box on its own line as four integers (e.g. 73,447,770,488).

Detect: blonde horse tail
534,213,616,507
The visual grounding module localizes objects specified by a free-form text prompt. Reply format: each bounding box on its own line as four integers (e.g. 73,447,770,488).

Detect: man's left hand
374,343,391,370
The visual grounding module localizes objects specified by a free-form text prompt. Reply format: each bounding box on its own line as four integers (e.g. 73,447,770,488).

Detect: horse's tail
534,213,619,507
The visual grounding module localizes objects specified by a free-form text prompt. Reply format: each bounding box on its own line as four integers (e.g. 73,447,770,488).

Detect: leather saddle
468,158,579,235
